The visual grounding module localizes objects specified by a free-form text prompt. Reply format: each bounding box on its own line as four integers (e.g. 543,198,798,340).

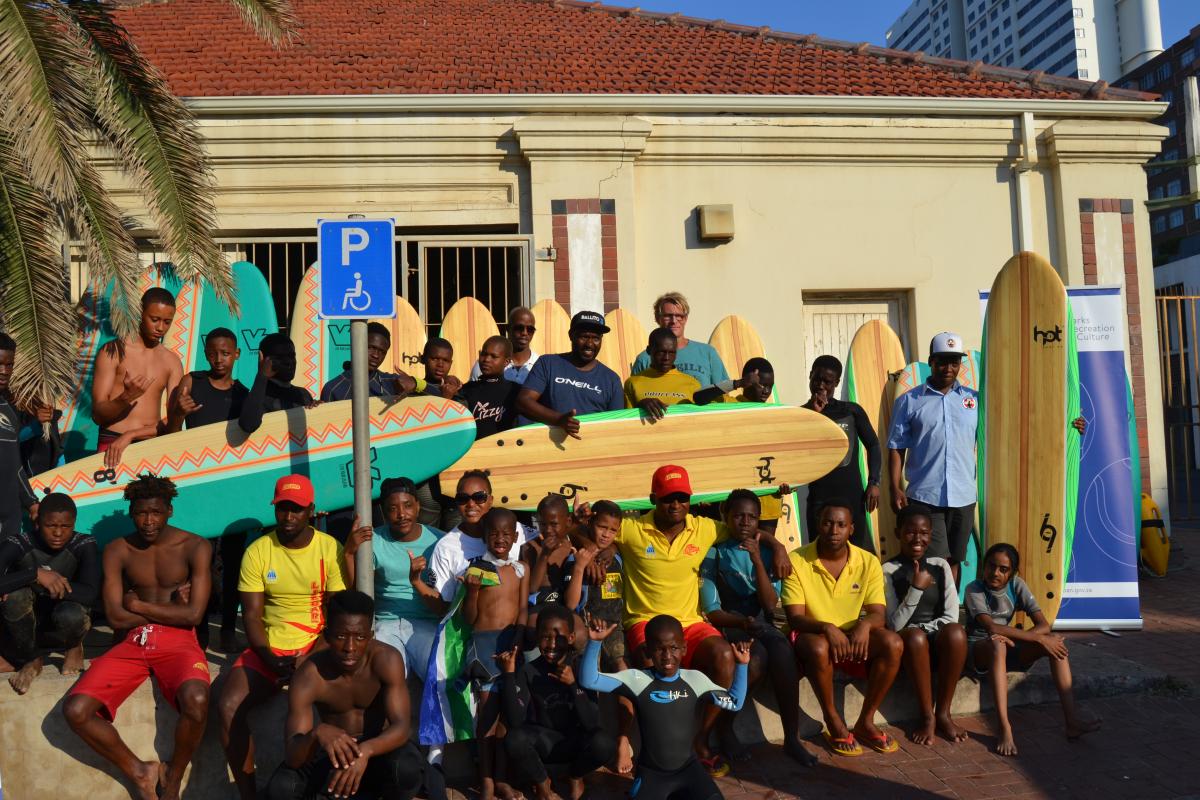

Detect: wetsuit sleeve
882,561,918,631
684,666,748,712
499,665,531,728
570,659,602,729
0,538,36,594
692,380,735,406
933,558,958,630
853,402,882,485
63,538,102,606
238,370,269,433
578,639,626,695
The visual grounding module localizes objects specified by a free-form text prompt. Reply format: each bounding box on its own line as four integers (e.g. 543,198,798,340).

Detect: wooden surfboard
980,251,1078,624
529,299,571,358
598,308,647,383
441,403,848,512
374,296,427,376
439,297,500,384
845,320,907,556
775,492,805,550
59,261,278,461
33,396,476,546
709,315,769,390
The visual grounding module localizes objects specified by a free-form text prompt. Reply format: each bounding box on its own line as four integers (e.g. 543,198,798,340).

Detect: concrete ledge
0,643,1166,799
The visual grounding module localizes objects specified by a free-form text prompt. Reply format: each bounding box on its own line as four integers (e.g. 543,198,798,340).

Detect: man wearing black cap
517,311,623,439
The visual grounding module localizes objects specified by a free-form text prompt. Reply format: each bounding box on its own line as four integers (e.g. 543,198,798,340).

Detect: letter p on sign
341,227,369,266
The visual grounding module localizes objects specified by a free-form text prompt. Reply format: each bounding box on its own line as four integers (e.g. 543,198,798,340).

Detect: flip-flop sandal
822,731,863,757
699,754,731,777
857,730,900,754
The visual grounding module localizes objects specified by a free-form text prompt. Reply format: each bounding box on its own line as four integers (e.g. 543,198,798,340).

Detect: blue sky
629,1,1197,50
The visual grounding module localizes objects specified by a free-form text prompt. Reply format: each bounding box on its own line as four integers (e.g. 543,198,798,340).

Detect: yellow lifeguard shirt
623,368,702,408
781,542,884,631
239,528,347,650
616,512,730,628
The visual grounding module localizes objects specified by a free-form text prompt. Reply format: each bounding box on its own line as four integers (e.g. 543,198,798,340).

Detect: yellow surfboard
709,315,767,383
439,297,500,384
530,298,571,357
775,492,804,550
598,307,647,383
845,319,907,557
441,403,848,511
980,251,1078,625
373,297,426,375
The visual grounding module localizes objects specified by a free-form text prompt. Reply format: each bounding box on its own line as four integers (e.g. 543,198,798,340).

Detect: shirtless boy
63,474,212,800
91,288,183,467
266,590,423,800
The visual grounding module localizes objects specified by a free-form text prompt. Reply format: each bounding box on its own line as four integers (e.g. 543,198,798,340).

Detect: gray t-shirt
963,576,1040,639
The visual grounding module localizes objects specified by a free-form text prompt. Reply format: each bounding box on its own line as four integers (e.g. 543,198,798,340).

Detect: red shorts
233,639,317,684
788,629,869,679
625,620,723,669
69,625,210,721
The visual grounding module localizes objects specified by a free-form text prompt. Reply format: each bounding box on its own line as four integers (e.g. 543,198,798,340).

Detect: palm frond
0,136,79,409
221,0,297,46
65,0,235,311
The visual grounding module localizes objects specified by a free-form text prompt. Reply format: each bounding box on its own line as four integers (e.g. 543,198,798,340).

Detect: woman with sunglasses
469,306,540,385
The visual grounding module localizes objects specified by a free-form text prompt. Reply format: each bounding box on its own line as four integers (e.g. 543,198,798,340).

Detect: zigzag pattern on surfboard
34,400,470,494
295,265,323,394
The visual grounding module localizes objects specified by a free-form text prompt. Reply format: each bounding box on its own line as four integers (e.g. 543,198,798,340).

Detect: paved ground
454,531,1197,800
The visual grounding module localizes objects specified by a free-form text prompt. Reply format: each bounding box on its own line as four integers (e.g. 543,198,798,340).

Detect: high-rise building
886,0,1162,82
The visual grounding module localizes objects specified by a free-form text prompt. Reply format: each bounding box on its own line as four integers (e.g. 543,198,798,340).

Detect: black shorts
631,758,720,800
925,503,975,563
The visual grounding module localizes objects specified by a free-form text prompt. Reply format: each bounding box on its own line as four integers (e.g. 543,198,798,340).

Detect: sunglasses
511,324,536,333
659,492,691,504
454,491,490,505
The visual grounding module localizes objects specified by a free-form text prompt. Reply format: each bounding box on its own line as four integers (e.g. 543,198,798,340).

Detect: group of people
0,289,1102,800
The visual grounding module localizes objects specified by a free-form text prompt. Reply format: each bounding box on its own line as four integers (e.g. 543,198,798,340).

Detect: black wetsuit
802,398,881,552
455,377,521,439
0,397,37,539
184,371,248,429
238,372,313,433
0,530,99,664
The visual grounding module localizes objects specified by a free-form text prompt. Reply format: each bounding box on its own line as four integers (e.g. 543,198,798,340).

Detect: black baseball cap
570,310,610,334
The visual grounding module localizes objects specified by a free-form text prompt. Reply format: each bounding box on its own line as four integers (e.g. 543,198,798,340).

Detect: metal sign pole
351,318,374,596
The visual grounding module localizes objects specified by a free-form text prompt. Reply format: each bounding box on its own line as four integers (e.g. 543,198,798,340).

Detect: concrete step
0,638,1165,799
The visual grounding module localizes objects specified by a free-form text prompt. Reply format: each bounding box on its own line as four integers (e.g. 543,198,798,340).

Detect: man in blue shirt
887,332,978,584
319,322,419,402
517,311,623,438
631,292,729,387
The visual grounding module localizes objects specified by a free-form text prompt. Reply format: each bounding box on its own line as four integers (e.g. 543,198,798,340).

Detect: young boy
420,337,462,400
90,287,184,467
237,333,316,434
700,490,815,765
564,501,626,669
524,493,578,648
458,336,521,439
693,357,770,406
965,543,1101,756
470,306,540,384
497,604,615,800
882,505,968,744
784,499,903,757
623,329,701,421
579,615,751,798
320,321,419,401
462,508,530,800
0,492,99,694
0,332,42,537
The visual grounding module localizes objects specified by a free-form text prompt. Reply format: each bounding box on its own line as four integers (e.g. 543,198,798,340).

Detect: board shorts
624,620,722,669
96,428,120,452
926,503,976,564
68,624,210,721
458,625,522,692
233,638,318,683
788,628,869,679
968,635,1032,675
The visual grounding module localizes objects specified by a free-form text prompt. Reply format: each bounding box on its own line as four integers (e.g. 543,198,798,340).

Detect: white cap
929,331,966,358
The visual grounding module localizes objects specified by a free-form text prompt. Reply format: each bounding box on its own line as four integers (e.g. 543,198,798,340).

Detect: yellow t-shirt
616,512,730,628
239,528,347,651
781,542,884,631
759,493,782,522
623,368,702,408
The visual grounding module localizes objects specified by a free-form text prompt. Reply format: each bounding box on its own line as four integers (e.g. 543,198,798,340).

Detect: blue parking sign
317,219,397,320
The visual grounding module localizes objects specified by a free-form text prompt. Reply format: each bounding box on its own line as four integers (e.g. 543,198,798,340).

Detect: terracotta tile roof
116,0,1155,101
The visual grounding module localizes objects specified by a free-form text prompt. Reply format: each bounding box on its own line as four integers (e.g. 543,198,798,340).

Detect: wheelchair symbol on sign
342,272,372,312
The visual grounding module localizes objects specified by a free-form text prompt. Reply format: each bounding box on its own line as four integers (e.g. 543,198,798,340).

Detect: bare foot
1066,715,1102,741
995,725,1018,757
567,776,585,800
936,713,968,743
616,735,634,775
8,658,43,695
129,760,161,800
495,782,525,800
159,762,183,800
911,714,936,746
531,780,562,800
783,737,819,767
851,719,885,744
62,644,86,676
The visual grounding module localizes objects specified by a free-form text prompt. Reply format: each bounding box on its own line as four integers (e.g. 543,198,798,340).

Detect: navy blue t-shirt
522,354,623,418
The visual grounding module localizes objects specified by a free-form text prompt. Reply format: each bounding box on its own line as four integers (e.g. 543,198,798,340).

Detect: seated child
524,494,575,618
498,605,616,800
699,490,815,766
882,505,968,745
564,501,626,670
783,499,903,757
965,543,1101,756
461,507,530,800
579,615,750,800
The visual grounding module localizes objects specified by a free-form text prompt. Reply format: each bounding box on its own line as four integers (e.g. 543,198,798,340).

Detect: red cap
651,464,692,498
272,474,315,507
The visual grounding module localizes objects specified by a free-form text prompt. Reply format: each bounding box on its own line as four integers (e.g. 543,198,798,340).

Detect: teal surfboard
32,396,476,545
58,262,278,461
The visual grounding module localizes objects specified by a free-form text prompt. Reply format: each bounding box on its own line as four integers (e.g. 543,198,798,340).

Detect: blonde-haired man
631,292,729,387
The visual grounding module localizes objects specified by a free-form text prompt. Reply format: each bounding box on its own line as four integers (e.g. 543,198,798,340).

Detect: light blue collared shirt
887,380,978,508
